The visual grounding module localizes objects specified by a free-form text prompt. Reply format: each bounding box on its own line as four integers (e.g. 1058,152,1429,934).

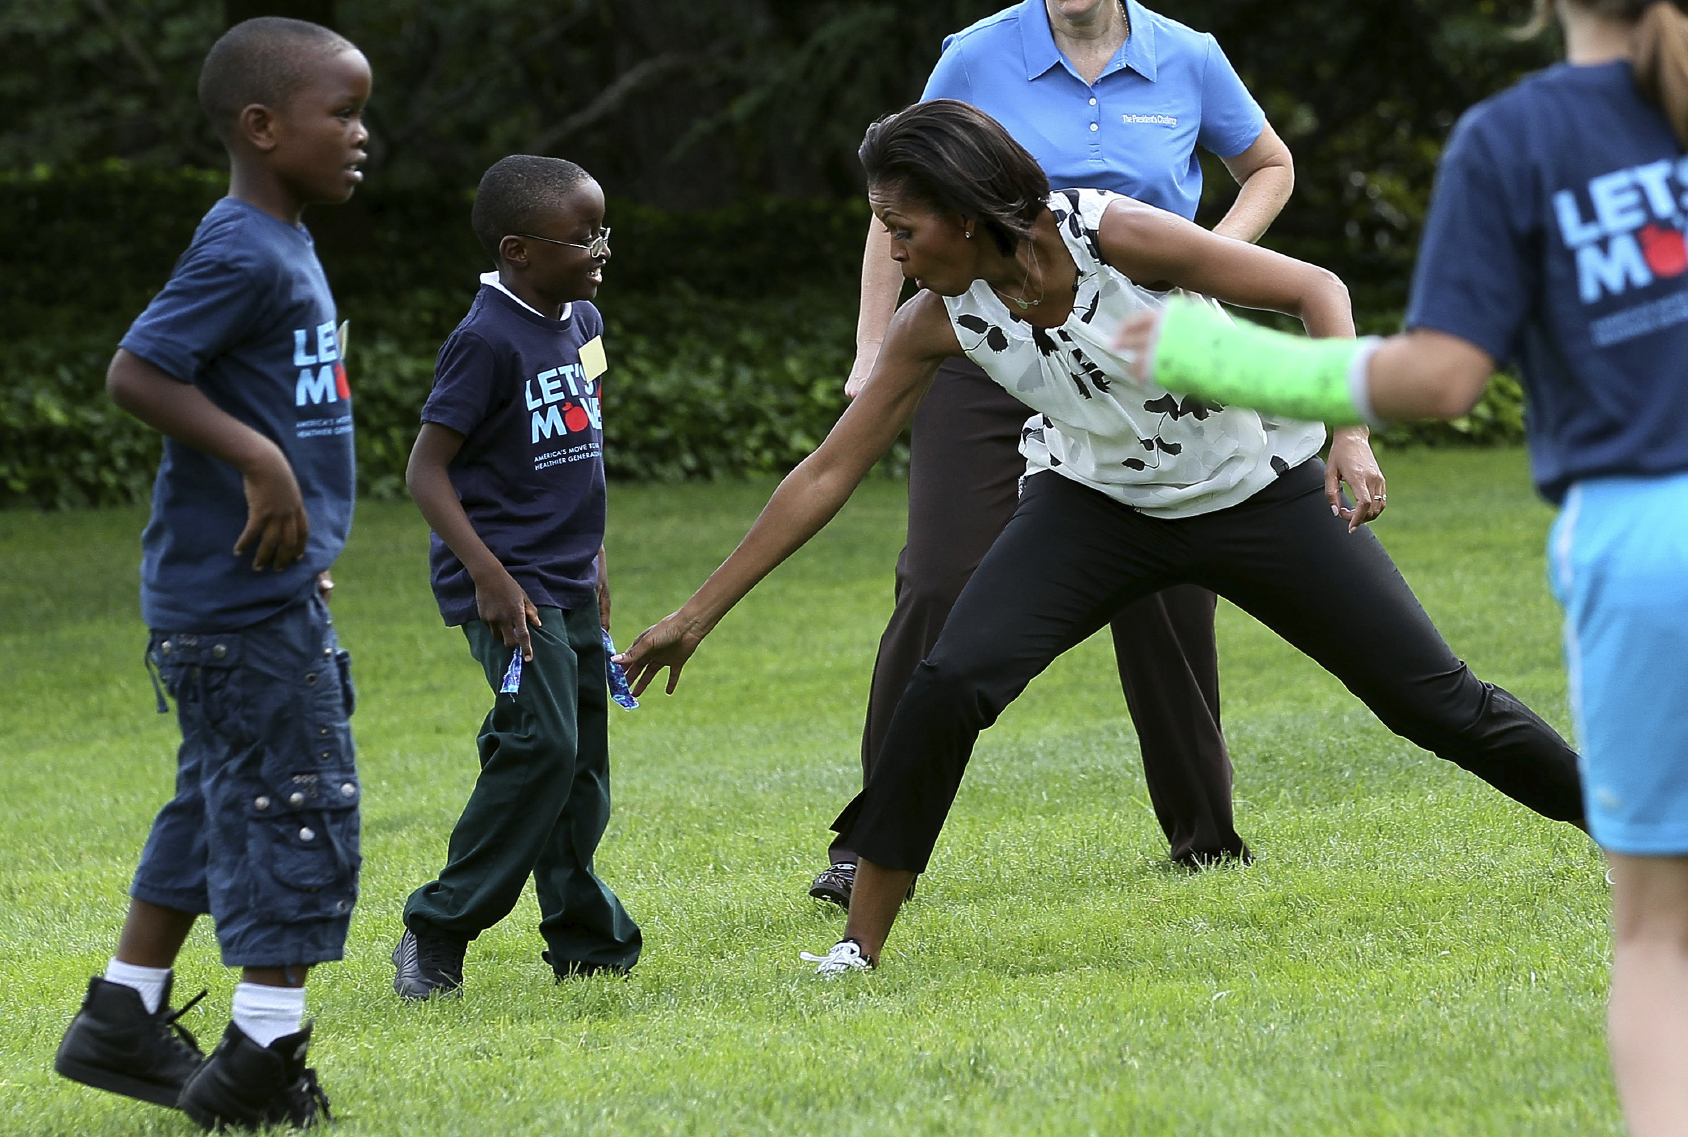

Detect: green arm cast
1149,298,1371,426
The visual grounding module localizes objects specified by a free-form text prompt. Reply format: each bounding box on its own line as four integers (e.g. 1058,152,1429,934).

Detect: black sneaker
808,862,855,907
54,975,207,1108
807,863,917,908
1174,843,1256,871
391,928,465,1001
542,950,631,981
178,1021,330,1132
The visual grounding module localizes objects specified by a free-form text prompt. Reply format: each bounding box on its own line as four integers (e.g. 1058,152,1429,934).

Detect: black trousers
834,357,1244,866
834,463,1586,873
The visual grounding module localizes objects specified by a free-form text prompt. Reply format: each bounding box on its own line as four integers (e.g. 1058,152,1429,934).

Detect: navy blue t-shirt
121,197,355,631
1408,62,1688,503
422,284,608,625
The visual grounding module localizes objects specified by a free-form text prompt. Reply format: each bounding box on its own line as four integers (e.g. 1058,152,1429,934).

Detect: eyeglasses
512,228,611,258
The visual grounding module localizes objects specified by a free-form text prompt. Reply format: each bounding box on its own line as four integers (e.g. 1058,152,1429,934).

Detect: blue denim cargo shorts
131,592,361,967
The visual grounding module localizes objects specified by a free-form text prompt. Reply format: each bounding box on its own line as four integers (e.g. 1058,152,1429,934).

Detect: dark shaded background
0,0,1556,507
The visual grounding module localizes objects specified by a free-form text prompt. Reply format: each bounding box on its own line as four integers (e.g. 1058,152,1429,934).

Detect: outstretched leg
834,471,1180,880
844,860,918,962
1195,460,1584,824
841,360,1028,866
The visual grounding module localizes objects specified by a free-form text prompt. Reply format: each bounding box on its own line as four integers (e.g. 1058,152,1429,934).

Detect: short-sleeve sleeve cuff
1196,35,1267,159
1402,308,1512,367
1206,108,1267,160
116,334,200,385
118,244,268,384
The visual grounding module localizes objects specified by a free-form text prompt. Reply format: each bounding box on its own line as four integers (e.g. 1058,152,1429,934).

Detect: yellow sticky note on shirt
579,336,607,381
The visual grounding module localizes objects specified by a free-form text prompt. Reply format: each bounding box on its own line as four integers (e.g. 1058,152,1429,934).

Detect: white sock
231,983,307,1048
105,958,170,1014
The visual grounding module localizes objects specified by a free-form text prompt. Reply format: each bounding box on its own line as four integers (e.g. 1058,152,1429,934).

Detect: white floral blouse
942,188,1325,519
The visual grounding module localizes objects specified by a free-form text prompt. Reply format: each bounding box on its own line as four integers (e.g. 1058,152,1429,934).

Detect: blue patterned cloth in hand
499,648,523,695
603,628,638,710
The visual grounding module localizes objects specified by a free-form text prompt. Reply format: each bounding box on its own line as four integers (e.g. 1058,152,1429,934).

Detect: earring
965,229,973,239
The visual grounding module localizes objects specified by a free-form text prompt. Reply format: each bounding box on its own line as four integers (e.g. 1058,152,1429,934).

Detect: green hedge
0,164,882,508
0,296,1522,510
0,164,1524,511
0,336,163,510
0,289,874,509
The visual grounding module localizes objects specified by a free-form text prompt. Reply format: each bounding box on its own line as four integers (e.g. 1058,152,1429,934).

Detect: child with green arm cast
1120,3,1688,1131
391,155,641,1002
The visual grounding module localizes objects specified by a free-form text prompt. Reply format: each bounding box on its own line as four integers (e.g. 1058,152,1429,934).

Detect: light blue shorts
1550,471,1688,855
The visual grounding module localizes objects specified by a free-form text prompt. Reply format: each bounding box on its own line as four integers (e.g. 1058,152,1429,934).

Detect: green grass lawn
0,447,1615,1135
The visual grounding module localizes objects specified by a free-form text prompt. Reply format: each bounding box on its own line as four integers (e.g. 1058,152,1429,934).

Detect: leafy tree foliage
0,1,1559,509
1185,0,1555,307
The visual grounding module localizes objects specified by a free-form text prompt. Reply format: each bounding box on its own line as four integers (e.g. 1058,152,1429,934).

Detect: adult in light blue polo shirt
809,0,1388,907
918,0,1267,219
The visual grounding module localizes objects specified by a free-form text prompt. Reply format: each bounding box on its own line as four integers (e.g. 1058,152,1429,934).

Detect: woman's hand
1326,427,1387,532
615,612,706,696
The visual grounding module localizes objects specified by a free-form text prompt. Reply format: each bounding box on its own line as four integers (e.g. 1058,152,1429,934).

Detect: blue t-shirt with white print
121,196,355,632
421,282,607,626
1408,61,1688,504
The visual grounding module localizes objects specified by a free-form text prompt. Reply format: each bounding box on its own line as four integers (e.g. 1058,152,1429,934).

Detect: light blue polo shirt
921,0,1267,220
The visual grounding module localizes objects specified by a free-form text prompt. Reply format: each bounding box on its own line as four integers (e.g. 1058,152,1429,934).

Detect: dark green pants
404,605,641,970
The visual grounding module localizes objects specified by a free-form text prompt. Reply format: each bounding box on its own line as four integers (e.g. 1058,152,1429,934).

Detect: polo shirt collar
1117,0,1158,82
479,270,571,322
1017,0,1159,84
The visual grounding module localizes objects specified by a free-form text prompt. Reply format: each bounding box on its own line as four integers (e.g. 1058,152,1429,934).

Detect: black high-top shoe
391,927,465,1000
55,975,206,1107
178,1020,331,1131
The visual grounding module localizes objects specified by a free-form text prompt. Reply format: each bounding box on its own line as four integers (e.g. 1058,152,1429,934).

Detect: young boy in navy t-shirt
391,155,641,999
53,18,368,1131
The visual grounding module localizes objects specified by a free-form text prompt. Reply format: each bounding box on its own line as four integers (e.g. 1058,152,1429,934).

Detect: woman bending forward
617,99,1586,974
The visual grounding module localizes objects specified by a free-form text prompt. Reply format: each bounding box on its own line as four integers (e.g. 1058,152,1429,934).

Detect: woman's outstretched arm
1096,198,1394,525
1097,198,1354,339
616,293,958,695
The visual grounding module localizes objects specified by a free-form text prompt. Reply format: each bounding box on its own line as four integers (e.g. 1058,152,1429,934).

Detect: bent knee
901,654,1008,729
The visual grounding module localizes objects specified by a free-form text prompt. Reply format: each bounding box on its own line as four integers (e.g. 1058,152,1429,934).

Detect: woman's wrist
673,598,719,643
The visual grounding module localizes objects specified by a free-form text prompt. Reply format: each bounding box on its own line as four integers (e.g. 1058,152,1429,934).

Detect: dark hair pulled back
858,99,1049,256
1522,0,1688,148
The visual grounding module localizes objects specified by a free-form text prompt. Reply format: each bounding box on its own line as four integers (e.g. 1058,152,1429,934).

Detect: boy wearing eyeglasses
391,154,640,998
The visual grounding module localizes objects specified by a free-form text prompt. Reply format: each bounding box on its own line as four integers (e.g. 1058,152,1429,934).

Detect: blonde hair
1520,0,1688,146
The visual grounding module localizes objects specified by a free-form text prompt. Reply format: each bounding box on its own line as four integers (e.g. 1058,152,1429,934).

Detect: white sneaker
799,939,874,977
